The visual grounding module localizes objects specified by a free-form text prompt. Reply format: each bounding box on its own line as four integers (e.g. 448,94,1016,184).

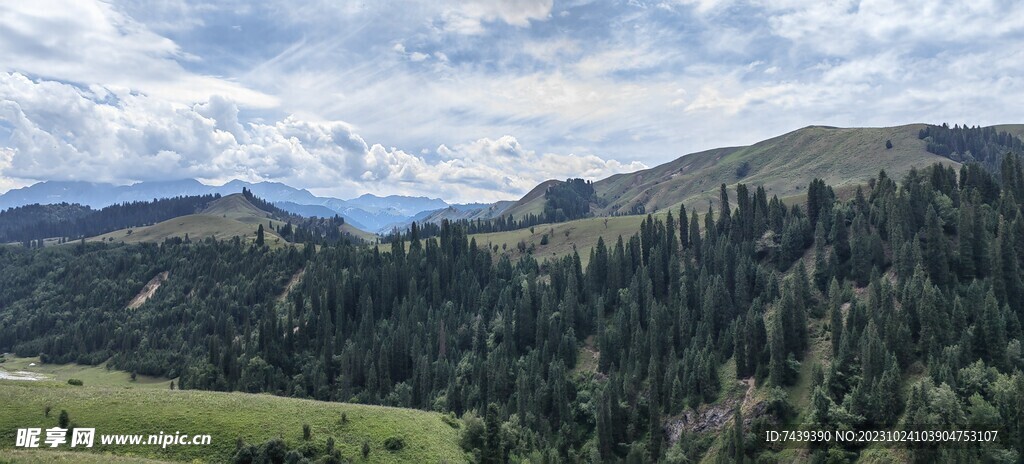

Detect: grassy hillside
340,222,379,242
458,124,969,267
0,449,174,463
87,194,290,248
0,380,467,463
0,356,172,389
86,193,377,245
595,124,958,215
994,124,1024,140
500,179,562,221
472,213,662,268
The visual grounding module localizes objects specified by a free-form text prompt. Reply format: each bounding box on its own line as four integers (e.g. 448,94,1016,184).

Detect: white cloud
0,1,276,108
441,0,554,34
0,73,643,203
761,0,1024,56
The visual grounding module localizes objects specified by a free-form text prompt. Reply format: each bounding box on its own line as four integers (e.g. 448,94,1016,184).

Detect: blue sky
0,0,1022,202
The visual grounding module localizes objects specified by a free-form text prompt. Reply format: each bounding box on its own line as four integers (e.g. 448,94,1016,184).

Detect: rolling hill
87,194,290,247
0,179,460,233
0,377,466,463
85,193,376,246
504,124,960,220
500,179,564,221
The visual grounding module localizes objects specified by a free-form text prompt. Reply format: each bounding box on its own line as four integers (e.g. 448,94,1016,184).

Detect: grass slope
87,194,289,248
463,124,969,267
340,222,379,243
500,179,562,222
0,381,466,463
596,124,958,215
0,449,174,463
0,356,172,389
86,193,376,245
470,213,663,268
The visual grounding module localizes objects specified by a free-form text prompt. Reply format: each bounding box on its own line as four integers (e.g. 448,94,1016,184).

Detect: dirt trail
127,271,169,309
278,268,305,303
665,377,758,447
740,377,755,411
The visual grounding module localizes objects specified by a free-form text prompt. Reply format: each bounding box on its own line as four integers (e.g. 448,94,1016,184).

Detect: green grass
0,356,171,389
499,180,562,223
87,194,287,248
0,449,174,463
0,381,467,463
469,214,663,268
593,124,958,217
86,194,376,246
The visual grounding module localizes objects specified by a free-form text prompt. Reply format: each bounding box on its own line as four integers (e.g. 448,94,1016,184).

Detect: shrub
58,410,70,429
67,379,83,386
44,405,51,417
340,412,348,424
383,436,405,451
441,413,460,429
302,423,311,440
361,440,371,459
735,161,751,178
459,411,485,451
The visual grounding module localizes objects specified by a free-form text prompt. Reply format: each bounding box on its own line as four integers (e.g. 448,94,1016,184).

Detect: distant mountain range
0,179,506,233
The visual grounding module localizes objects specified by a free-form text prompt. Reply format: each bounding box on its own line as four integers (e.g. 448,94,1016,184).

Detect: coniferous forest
2,158,1024,462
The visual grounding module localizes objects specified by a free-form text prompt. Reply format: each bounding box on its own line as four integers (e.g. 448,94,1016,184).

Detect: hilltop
504,124,959,220
85,194,375,246
0,179,460,233
87,194,290,247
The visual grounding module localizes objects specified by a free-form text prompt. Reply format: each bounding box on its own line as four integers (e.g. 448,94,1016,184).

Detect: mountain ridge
0,180,468,233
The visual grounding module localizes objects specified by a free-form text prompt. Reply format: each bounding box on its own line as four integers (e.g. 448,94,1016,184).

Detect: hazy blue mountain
344,193,448,217
273,201,373,229
0,179,499,233
381,200,516,232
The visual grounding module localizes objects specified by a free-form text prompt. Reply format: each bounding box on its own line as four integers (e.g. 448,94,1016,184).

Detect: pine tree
828,279,843,357
483,403,502,464
689,211,702,262
679,203,689,248
921,206,949,287
256,224,265,247
830,210,851,279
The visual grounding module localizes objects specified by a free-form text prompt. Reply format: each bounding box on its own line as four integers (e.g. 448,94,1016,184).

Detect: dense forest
2,158,1024,462
543,178,596,223
385,178,603,243
919,123,1024,173
240,188,350,244
0,194,220,245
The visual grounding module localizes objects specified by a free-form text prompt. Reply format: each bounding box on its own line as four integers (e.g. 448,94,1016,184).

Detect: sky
0,0,1022,203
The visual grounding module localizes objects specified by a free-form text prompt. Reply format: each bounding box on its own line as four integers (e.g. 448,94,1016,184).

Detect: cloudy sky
0,0,1022,202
